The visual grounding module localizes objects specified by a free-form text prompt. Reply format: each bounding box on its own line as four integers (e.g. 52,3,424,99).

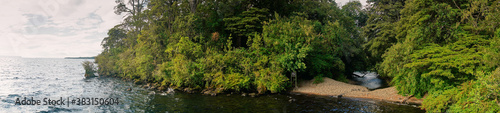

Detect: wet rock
202,89,209,94
202,89,216,96
215,87,224,93
249,93,256,97
134,80,143,85
84,73,96,78
148,91,156,95
152,83,159,89
144,83,157,90
184,88,194,93
157,87,164,91
166,88,175,94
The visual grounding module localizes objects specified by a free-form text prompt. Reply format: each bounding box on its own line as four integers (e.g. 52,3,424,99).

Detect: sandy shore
291,77,423,105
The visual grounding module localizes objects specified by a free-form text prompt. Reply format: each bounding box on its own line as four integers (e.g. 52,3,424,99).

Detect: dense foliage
95,0,500,112
364,0,500,112
96,0,366,94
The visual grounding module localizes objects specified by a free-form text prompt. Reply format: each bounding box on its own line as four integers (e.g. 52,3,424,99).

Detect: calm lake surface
0,57,424,112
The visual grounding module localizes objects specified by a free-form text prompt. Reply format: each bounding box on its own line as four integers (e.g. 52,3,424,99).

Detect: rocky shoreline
292,77,424,105
124,76,424,105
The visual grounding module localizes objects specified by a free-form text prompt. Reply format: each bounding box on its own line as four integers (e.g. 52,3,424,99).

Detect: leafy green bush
261,15,314,73
423,69,500,112
313,75,324,84
376,0,500,111
82,61,96,78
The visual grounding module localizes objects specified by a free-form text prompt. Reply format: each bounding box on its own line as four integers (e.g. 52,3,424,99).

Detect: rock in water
84,73,96,78
148,91,156,95
166,88,175,94
249,93,256,97
183,88,193,93
202,89,216,96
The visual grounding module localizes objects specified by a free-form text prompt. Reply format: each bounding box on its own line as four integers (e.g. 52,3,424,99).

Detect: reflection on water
0,57,424,112
353,71,384,89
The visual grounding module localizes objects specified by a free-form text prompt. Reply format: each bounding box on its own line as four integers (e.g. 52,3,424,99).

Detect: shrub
82,61,97,78
313,74,324,84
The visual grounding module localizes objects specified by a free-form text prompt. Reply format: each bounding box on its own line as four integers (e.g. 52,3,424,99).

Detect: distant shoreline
64,57,96,59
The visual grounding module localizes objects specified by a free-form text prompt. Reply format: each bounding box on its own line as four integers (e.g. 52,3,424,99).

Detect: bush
313,75,324,84
82,61,97,78
423,69,500,112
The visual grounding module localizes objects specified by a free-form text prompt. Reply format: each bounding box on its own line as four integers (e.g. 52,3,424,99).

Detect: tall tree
342,1,367,27
114,0,149,33
362,0,406,64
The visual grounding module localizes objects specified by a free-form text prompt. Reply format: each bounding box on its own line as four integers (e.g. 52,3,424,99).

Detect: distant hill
64,57,96,59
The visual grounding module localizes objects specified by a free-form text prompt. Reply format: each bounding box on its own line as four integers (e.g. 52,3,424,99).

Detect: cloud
0,0,123,58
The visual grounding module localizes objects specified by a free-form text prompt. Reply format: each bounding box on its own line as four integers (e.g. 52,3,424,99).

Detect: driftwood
401,95,414,104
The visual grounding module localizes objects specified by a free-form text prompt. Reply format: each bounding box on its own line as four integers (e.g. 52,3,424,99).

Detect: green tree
224,7,269,47
377,0,500,111
95,25,129,76
114,0,149,33
261,15,313,73
342,1,367,27
363,0,406,64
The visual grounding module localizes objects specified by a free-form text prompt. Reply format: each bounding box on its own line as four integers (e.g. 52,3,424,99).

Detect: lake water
352,71,385,90
0,57,424,112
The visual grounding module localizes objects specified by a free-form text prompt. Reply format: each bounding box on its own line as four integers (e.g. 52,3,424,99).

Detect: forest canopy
96,0,367,93
365,0,500,112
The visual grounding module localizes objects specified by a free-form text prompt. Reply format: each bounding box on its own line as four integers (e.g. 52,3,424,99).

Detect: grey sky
336,0,368,7
0,0,122,58
0,0,368,58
